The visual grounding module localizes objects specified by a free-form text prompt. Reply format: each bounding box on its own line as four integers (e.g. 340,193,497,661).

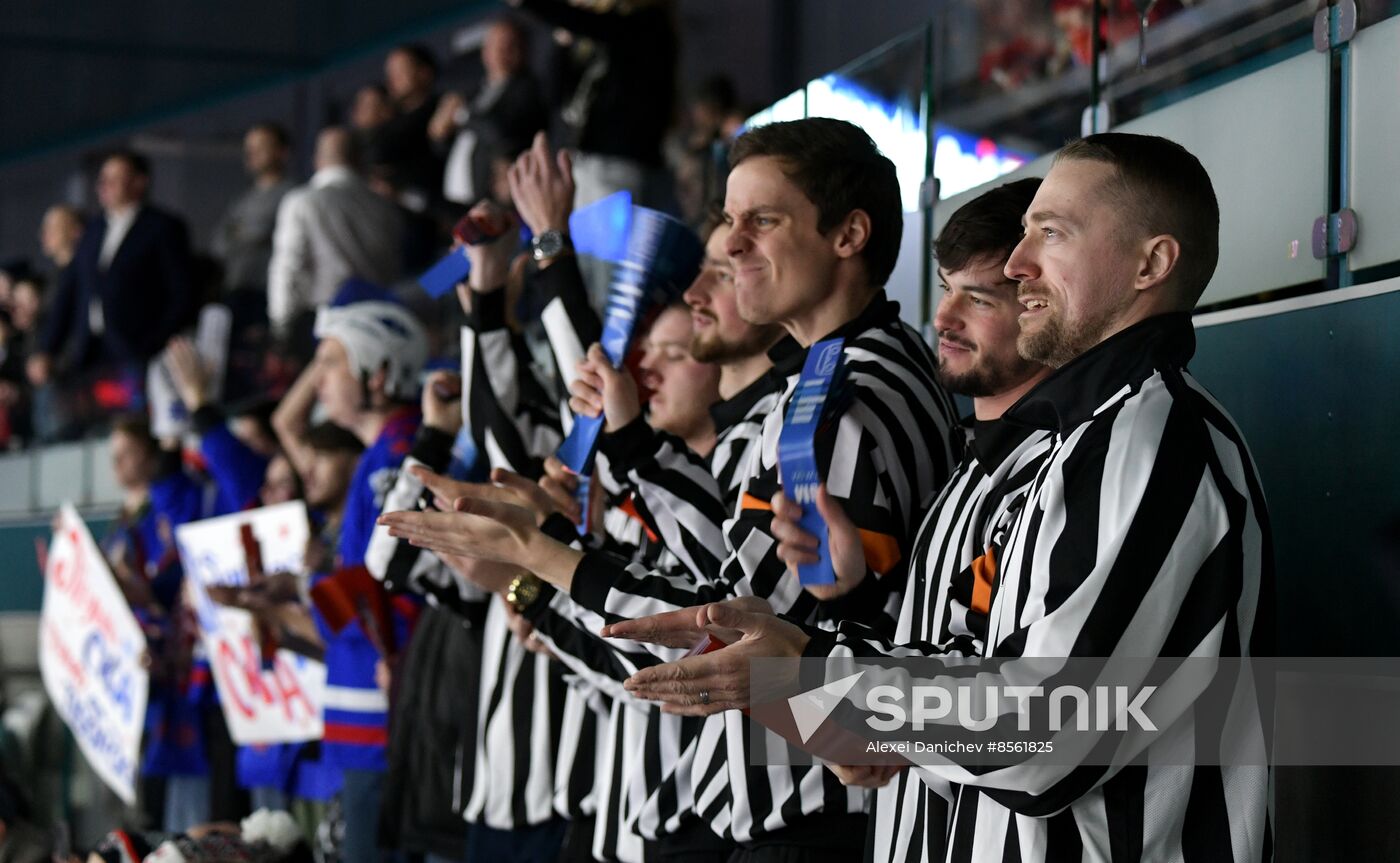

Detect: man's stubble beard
1017,297,1131,369
936,351,1041,398
690,323,786,365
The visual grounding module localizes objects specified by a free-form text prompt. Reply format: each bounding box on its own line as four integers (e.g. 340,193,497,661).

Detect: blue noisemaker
776,337,852,587
554,193,704,530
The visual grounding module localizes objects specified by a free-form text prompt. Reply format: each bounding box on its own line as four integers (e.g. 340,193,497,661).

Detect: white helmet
314,300,427,401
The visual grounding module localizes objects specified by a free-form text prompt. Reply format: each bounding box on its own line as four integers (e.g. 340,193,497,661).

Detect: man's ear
831,209,873,261
1135,234,1180,295
368,363,391,407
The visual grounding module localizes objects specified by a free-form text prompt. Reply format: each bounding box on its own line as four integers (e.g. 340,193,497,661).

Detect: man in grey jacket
267,126,403,341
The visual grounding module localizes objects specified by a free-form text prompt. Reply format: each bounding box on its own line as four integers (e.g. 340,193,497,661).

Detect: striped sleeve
809,369,1271,821
533,256,603,400
523,585,663,703
595,418,730,584
462,287,566,479
465,599,569,830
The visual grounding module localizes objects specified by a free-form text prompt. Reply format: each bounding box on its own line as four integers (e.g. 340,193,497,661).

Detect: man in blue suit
31,149,195,421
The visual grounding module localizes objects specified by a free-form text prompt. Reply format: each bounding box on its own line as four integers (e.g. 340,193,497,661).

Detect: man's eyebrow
962,281,1014,295
946,279,1018,297
1025,209,1079,228
937,267,1016,292
736,206,782,219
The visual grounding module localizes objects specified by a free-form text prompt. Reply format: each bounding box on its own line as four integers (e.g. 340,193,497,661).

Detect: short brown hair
104,148,151,179
304,422,365,456
934,177,1041,274
1056,133,1219,304
700,200,726,240
248,121,291,150
730,118,903,287
111,413,158,455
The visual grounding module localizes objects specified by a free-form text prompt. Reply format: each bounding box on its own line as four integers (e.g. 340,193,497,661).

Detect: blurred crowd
0,0,750,453
0,2,751,861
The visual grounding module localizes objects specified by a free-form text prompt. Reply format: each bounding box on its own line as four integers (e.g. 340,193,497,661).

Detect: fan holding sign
175,501,327,746
39,504,151,806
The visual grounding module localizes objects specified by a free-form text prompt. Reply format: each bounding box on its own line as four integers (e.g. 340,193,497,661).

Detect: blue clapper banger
554,193,704,531
776,337,854,587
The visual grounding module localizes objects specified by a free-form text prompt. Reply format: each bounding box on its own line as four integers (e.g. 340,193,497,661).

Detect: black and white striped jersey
592,359,791,587
625,368,787,845
456,264,599,831
810,314,1274,862
462,286,572,475
525,356,788,854
566,295,962,843
862,419,1053,863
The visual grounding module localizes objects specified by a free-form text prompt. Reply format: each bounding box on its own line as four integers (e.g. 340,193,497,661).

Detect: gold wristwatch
506,573,543,613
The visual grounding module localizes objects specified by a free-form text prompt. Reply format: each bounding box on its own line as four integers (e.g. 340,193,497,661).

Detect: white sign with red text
175,501,325,745
39,503,150,805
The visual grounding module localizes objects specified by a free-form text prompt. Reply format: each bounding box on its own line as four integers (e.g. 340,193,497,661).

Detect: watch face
533,231,564,260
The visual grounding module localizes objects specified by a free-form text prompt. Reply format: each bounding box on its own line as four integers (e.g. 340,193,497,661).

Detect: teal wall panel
0,516,113,613
1192,287,1400,657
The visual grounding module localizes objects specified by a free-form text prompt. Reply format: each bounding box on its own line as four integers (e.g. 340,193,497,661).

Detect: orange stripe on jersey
970,546,996,615
858,529,902,574
741,492,774,512
620,495,659,543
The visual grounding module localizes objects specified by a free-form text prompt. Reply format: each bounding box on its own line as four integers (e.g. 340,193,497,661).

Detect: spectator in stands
100,414,214,834
509,0,678,212
273,295,426,863
0,260,27,313
378,44,444,209
211,123,297,404
261,451,302,506
30,150,196,423
670,74,739,225
232,421,361,818
0,276,42,448
31,207,85,440
431,16,549,206
267,128,403,352
301,421,367,545
0,765,49,863
6,278,42,342
164,335,280,514
213,123,295,295
39,205,85,276
350,84,395,171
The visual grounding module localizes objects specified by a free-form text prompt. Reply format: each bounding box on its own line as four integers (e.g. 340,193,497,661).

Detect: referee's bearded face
1004,158,1143,368
933,261,1042,398
723,156,839,332
686,223,784,365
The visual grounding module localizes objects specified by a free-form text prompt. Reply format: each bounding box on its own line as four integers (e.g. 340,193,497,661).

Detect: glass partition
928,0,1089,165
803,30,932,323
1100,0,1316,129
